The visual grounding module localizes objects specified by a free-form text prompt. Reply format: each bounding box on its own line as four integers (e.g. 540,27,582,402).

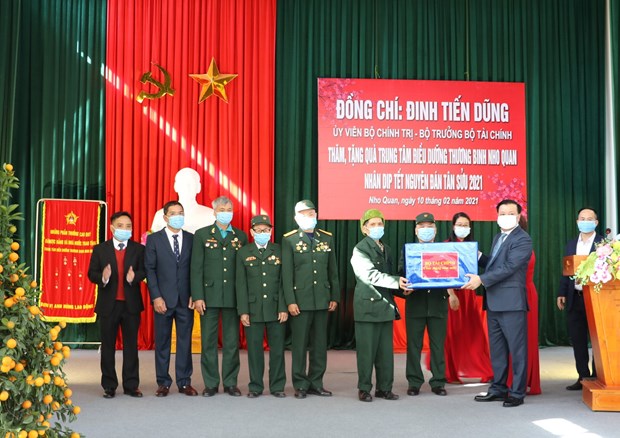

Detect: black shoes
566,380,583,391
247,391,261,398
202,387,217,397
502,396,524,407
271,391,286,398
375,390,399,400
407,387,420,396
358,390,372,402
307,387,332,396
123,388,143,398
474,393,505,402
431,387,447,396
103,388,116,399
224,386,242,396
294,388,307,399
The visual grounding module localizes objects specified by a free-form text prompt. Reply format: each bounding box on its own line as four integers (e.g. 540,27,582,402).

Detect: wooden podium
564,255,620,411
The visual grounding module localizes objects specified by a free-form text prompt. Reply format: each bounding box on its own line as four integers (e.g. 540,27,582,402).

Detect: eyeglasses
166,213,185,217
253,228,272,234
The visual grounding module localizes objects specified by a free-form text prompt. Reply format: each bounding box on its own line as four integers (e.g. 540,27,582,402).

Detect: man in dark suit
398,212,450,397
87,211,146,399
191,196,248,397
236,215,288,398
557,207,602,390
463,199,532,407
145,201,198,397
282,200,340,399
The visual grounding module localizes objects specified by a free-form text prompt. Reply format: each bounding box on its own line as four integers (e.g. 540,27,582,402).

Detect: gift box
403,241,479,289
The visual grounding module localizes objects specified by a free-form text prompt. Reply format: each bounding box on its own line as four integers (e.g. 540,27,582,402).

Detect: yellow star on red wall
189,58,238,103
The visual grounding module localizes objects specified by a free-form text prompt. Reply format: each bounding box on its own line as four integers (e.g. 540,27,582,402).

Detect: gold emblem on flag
65,211,79,225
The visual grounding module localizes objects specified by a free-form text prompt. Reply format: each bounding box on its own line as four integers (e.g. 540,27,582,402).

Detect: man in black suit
145,201,198,397
88,211,146,399
557,207,602,390
463,199,532,407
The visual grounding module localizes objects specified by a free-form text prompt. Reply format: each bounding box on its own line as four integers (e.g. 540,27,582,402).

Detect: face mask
577,221,597,233
417,227,436,242
368,226,384,240
454,226,471,239
254,232,271,246
216,211,233,225
295,215,317,231
113,228,132,242
497,215,518,230
168,215,185,230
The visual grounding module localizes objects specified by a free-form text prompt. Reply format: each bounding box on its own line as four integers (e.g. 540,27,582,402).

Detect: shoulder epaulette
284,229,298,237
318,229,332,236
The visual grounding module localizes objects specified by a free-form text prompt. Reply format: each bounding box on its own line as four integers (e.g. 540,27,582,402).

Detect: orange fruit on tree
51,401,60,411
15,287,26,297
50,356,61,367
54,341,63,351
42,394,53,405
0,365,10,373
44,347,53,355
19,431,28,438
22,400,32,409
34,377,44,387
9,273,19,282
6,321,15,329
0,265,3,274
28,306,40,316
4,164,13,172
4,298,15,308
0,390,9,401
6,338,17,349
64,388,73,398
14,362,24,372
71,433,80,438
72,406,81,414
10,242,20,251
43,374,51,384
9,225,16,234
59,320,67,328
8,253,19,263
27,431,37,438
30,281,37,288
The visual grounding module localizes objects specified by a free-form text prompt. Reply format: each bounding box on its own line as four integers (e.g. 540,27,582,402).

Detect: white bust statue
150,167,216,233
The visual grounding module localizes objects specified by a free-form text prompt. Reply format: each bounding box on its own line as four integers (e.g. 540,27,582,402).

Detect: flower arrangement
574,238,620,292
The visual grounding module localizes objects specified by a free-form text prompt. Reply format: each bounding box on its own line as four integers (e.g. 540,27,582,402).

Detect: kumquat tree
0,164,81,438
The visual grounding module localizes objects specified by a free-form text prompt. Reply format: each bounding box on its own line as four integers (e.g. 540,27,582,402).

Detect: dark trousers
99,300,141,391
405,316,447,389
289,309,328,390
355,321,394,392
199,307,240,388
154,297,194,388
487,310,528,399
244,320,286,393
567,293,596,378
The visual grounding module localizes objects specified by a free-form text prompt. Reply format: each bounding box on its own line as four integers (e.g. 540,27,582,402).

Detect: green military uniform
398,253,449,391
236,236,287,395
351,235,400,393
282,227,340,391
191,224,248,389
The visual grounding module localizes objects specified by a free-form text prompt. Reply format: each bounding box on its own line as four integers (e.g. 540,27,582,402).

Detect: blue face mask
216,211,233,225
168,215,185,230
577,220,597,233
417,227,436,242
254,232,271,246
113,228,132,242
368,226,384,240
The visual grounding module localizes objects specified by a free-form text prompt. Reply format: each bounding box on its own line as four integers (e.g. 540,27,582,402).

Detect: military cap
251,215,272,227
415,212,435,223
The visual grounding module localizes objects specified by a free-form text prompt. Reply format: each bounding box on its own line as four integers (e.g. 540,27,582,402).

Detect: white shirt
164,227,183,255
575,232,596,290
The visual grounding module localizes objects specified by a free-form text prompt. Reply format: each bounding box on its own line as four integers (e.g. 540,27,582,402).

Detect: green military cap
294,200,316,213
251,215,272,227
360,209,384,232
415,212,435,223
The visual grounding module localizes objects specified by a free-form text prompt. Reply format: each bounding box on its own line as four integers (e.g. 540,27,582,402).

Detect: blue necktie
491,233,507,259
118,243,125,251
172,234,180,261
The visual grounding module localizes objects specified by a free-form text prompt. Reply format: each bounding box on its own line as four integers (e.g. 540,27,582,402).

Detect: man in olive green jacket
398,212,449,397
351,209,411,402
191,196,248,397
236,215,288,398
281,200,340,399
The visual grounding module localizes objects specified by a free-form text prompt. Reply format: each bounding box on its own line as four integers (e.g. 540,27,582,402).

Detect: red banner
39,200,101,322
317,79,527,220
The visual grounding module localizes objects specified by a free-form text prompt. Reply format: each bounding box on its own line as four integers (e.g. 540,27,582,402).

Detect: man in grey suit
462,199,532,407
145,201,198,397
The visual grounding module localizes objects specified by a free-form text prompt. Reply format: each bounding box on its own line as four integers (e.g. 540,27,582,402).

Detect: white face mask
295,214,317,231
454,226,471,239
497,215,518,230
